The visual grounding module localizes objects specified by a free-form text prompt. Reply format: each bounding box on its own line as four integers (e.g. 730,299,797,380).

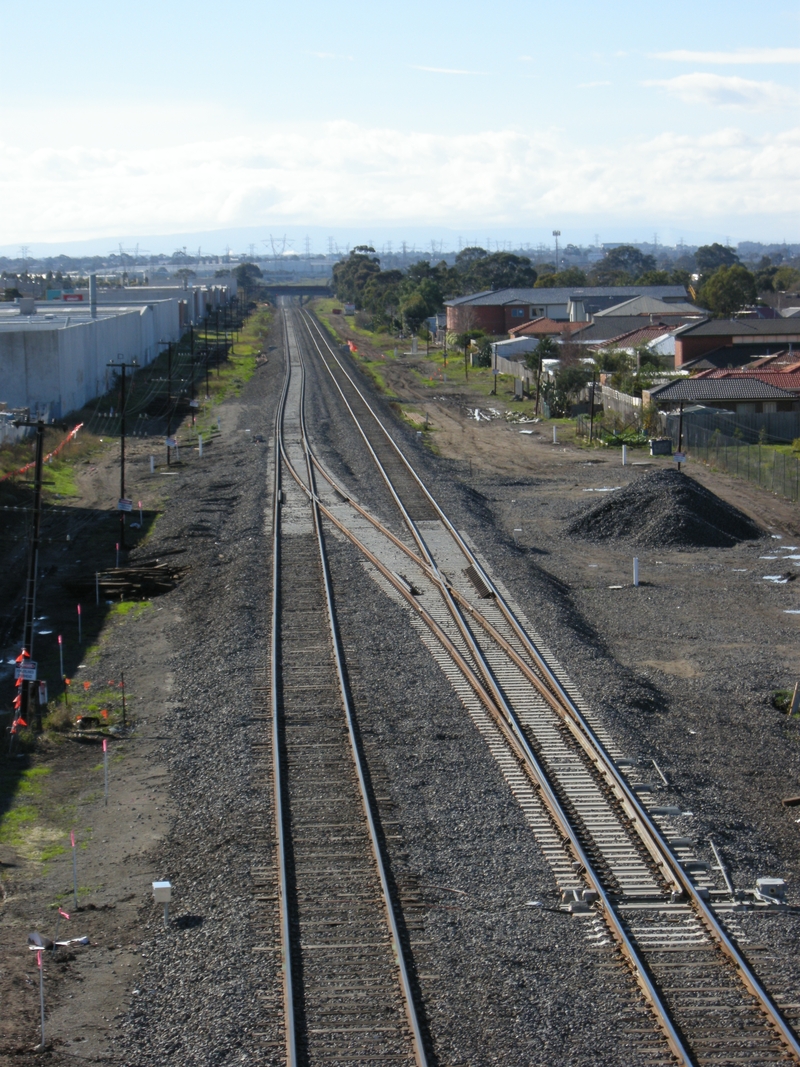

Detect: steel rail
270,322,297,1067
280,311,429,1067
297,306,800,1063
289,311,697,1065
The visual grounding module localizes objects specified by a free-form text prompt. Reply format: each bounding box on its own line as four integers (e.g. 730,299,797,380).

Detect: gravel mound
567,469,762,548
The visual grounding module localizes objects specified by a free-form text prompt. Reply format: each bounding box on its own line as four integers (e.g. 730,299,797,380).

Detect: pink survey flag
70,830,75,848
58,908,70,920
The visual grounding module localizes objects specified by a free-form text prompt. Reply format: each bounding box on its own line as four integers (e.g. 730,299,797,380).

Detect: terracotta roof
508,317,586,338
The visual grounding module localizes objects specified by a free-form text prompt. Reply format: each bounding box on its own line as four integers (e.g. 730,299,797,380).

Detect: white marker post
115,542,120,569
103,738,109,806
633,557,639,587
95,573,100,605
150,455,155,474
622,444,627,466
71,830,78,910
58,635,64,683
153,881,172,928
553,426,558,444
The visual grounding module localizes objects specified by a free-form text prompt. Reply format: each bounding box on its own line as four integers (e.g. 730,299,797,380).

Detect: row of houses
445,285,800,434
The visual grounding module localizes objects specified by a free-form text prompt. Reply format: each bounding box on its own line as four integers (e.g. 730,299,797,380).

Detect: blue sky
1,0,798,253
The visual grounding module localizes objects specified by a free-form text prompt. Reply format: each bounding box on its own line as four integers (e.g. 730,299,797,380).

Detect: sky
1,0,799,255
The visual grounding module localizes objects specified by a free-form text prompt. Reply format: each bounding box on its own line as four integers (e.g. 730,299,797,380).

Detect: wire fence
576,411,800,502
665,420,800,503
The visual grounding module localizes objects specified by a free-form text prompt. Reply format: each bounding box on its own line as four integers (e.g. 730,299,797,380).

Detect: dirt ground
0,421,229,1063
3,312,800,1061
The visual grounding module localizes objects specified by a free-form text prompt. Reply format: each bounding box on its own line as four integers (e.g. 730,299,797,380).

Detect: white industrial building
0,278,235,420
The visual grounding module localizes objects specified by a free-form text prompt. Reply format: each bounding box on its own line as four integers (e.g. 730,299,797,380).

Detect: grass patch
111,600,151,619
773,689,798,714
0,804,38,846
47,462,80,497
17,767,52,796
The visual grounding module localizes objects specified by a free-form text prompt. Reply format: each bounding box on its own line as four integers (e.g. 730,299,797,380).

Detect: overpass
260,283,332,304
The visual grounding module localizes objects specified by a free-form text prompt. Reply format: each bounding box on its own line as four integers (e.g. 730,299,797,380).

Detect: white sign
15,662,37,681
165,437,177,448
117,498,132,511
674,452,686,463
189,399,199,409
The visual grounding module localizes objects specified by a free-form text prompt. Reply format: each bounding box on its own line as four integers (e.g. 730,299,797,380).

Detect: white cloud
414,66,484,75
577,81,611,88
652,48,800,64
309,51,353,61
0,121,798,243
647,73,800,110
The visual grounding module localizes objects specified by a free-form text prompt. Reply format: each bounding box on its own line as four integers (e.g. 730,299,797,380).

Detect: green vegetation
698,265,758,318
772,689,797,714
331,246,539,335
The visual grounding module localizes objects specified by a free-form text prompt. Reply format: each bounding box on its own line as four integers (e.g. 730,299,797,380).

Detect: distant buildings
445,285,691,333
0,279,235,419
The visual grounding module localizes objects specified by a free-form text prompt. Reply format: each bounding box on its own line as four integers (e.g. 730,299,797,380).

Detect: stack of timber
63,559,188,600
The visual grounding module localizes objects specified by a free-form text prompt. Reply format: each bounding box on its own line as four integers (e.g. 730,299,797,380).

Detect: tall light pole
552,230,561,273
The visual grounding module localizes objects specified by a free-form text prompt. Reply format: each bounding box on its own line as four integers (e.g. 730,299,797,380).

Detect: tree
234,262,262,286
453,248,537,292
589,246,656,285
773,266,800,292
699,265,757,317
695,243,739,276
332,248,381,305
635,270,671,286
465,252,537,291
534,267,587,288
525,335,558,372
400,291,430,333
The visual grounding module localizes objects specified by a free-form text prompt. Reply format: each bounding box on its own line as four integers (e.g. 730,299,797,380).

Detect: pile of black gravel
567,469,762,548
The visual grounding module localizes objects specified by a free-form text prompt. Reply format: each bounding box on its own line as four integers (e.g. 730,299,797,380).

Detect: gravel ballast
566,468,763,548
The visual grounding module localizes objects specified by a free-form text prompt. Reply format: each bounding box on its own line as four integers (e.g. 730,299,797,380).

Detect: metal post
677,401,684,472
15,417,45,730
588,372,595,443
166,343,173,467
108,360,137,549
120,669,127,727
38,950,45,1048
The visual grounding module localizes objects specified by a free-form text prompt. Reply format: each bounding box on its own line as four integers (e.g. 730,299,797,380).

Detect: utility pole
589,371,596,443
166,342,174,466
108,359,137,549
13,416,45,731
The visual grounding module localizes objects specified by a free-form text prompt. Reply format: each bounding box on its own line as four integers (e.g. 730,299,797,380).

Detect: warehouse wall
0,300,181,418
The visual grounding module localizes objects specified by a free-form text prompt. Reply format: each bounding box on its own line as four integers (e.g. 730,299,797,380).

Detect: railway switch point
756,878,786,903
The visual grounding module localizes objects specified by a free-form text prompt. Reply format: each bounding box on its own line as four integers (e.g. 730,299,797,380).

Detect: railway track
283,305,800,1067
269,311,428,1066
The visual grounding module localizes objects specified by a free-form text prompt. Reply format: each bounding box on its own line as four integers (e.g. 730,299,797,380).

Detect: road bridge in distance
260,283,332,304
